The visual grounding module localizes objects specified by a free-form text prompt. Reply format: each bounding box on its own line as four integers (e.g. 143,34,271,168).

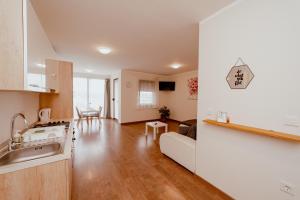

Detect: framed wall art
226,58,254,89
187,77,198,100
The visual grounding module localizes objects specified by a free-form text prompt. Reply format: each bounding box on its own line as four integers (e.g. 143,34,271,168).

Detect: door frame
112,78,119,121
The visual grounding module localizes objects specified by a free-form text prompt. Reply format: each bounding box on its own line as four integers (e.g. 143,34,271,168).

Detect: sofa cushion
180,119,197,126
178,124,189,135
186,124,197,140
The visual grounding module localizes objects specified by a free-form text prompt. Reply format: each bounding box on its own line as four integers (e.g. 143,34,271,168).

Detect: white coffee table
145,121,168,140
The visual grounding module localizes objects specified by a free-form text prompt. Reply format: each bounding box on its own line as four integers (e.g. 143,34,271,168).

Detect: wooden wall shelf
203,119,300,143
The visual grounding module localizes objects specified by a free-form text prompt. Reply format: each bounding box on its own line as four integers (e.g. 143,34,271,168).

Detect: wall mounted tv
159,81,175,91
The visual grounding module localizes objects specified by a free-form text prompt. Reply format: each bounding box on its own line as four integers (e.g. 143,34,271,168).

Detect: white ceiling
31,0,234,75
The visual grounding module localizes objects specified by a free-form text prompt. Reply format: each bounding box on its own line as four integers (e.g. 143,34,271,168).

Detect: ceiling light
98,47,112,55
170,63,182,69
85,69,93,73
36,63,46,68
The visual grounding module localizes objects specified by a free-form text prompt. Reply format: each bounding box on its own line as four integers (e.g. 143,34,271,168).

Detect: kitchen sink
0,142,63,166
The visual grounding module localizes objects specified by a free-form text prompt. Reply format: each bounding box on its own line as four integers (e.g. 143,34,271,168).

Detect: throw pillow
178,124,189,135
186,124,197,140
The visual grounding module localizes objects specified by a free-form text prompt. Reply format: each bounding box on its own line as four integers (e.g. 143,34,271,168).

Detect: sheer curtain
104,79,111,118
138,80,158,108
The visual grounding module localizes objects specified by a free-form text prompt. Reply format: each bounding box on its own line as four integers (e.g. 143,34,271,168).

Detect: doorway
112,78,119,121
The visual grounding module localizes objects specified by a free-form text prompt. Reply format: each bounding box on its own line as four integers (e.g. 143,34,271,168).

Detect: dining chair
76,106,89,128
87,106,103,125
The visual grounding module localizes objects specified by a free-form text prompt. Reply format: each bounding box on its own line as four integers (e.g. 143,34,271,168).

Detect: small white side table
145,121,168,140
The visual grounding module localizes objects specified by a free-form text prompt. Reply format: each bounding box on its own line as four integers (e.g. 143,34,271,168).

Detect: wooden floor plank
72,119,232,200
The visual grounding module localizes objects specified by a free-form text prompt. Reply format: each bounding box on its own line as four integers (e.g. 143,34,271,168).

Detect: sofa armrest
160,132,196,172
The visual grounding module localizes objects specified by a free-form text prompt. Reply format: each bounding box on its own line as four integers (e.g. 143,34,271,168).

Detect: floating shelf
203,119,300,143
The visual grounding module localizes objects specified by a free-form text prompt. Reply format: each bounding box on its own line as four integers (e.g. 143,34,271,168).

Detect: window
138,80,157,108
73,77,105,118
89,79,105,110
73,77,88,114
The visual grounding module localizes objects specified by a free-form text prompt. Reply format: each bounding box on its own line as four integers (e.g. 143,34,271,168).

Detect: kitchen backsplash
0,91,39,144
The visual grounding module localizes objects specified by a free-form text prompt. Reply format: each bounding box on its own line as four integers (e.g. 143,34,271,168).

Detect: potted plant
159,106,170,122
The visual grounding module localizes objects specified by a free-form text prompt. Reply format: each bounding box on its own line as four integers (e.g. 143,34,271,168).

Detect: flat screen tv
159,81,175,91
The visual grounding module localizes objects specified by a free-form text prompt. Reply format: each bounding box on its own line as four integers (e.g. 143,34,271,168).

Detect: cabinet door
0,0,25,90
0,160,70,200
45,59,60,93
36,161,68,200
40,60,74,119
66,159,72,200
0,167,39,200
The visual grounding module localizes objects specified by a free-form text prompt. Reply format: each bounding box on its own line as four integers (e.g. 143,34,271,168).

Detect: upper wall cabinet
0,0,58,93
0,0,24,90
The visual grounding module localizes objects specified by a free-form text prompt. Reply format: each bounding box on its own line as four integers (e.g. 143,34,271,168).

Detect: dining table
80,107,101,123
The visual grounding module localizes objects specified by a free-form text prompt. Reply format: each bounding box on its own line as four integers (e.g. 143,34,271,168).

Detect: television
159,81,175,91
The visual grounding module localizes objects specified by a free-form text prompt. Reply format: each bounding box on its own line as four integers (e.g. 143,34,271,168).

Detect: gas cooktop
33,121,70,129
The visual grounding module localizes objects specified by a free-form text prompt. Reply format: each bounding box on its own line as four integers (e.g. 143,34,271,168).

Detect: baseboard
74,117,113,121
168,118,180,123
120,118,182,125
120,119,161,125
194,174,233,200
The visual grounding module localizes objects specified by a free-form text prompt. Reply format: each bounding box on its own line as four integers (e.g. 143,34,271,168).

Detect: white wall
120,70,169,123
74,72,110,80
0,92,39,144
168,70,198,121
197,0,300,199
119,70,198,123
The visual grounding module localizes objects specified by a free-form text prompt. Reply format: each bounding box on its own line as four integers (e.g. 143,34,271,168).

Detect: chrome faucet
10,113,29,150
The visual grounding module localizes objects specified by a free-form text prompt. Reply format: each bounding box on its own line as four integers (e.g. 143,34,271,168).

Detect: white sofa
159,132,196,173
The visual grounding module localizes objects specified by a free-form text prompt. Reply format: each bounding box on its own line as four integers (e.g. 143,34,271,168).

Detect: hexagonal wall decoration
226,64,254,89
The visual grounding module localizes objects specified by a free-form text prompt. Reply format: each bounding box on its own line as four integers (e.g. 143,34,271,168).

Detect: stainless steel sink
0,142,63,166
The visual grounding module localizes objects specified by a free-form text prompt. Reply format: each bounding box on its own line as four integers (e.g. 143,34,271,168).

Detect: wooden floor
72,119,231,200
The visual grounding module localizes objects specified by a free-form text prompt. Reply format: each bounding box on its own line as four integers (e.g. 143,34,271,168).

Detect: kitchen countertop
0,119,74,174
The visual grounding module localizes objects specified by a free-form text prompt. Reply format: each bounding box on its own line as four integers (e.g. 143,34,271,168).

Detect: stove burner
33,121,70,129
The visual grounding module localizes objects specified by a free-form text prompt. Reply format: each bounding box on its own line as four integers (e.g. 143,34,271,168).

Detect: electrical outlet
280,181,295,196
284,115,300,127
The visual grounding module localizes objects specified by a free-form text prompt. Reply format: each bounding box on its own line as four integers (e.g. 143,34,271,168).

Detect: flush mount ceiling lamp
97,47,112,55
36,63,46,68
85,69,93,73
170,63,182,69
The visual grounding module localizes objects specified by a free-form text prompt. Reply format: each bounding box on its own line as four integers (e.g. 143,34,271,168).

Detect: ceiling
31,0,234,75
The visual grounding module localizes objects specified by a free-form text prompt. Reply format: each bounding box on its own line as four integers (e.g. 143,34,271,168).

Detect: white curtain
138,80,158,108
104,79,111,118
